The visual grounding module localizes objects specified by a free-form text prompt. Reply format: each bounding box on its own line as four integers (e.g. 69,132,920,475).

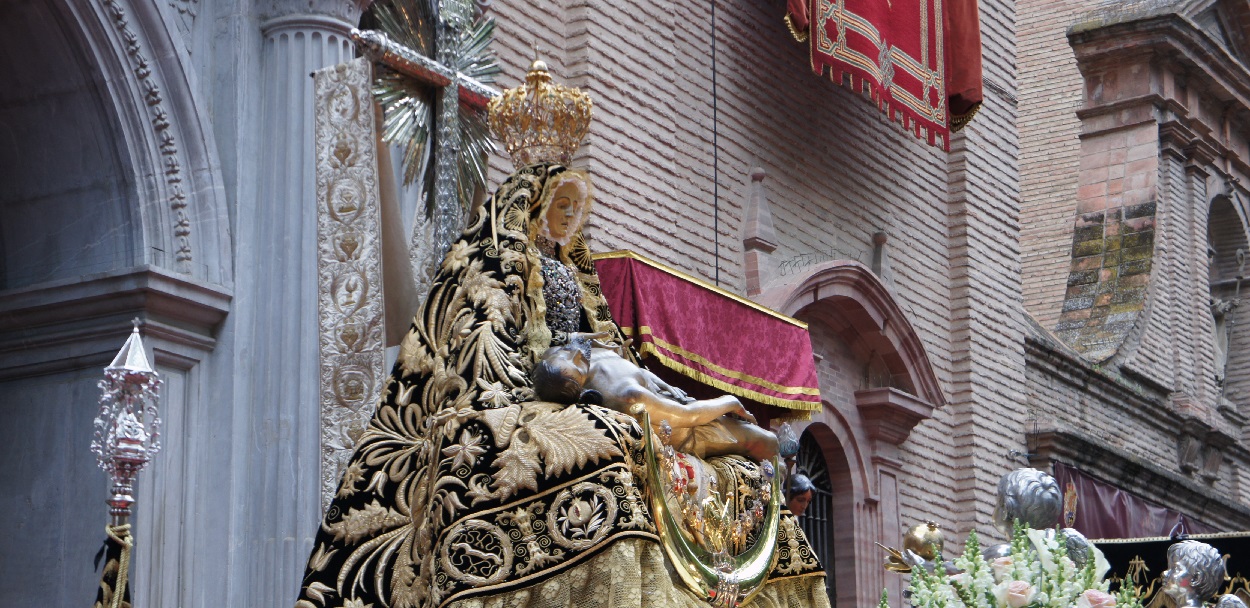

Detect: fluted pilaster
228,7,358,605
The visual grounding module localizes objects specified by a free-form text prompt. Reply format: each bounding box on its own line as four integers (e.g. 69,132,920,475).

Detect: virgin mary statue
296,61,829,608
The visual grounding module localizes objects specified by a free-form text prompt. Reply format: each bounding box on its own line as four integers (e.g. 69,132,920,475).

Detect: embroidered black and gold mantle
296,164,825,608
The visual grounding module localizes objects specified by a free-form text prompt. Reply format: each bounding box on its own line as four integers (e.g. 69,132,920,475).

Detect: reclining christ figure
532,334,780,462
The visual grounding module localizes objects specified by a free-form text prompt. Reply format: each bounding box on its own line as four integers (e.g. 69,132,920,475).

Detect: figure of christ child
532,336,780,462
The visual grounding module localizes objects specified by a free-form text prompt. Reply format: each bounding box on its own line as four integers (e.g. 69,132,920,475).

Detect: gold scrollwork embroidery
440,519,514,586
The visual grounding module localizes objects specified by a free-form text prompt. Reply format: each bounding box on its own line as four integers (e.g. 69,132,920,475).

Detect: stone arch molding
759,261,945,608
67,0,231,284
804,403,873,503
758,259,946,408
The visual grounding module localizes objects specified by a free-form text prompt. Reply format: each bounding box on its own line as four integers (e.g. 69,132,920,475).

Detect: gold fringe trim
626,327,821,397
785,14,810,43
1089,531,1250,544
950,101,982,133
637,342,821,411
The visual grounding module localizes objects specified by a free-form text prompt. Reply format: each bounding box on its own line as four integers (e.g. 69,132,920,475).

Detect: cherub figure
1163,540,1228,608
992,467,1061,530
531,337,779,462
982,468,1098,572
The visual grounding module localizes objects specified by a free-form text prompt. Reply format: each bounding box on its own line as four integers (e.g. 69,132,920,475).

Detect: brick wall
915,0,1026,541
1026,328,1250,530
1019,3,1250,533
1018,0,1086,329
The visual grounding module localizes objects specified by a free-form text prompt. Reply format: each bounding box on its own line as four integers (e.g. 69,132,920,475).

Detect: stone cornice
1069,13,1250,113
1026,328,1249,477
854,387,934,447
257,0,367,30
1069,13,1250,179
0,266,232,377
1026,329,1171,419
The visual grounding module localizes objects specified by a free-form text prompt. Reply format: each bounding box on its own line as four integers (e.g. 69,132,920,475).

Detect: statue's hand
589,335,633,358
660,380,688,403
734,406,758,425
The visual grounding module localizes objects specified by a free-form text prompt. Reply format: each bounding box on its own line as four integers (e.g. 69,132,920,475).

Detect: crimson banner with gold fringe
593,251,821,414
794,0,983,148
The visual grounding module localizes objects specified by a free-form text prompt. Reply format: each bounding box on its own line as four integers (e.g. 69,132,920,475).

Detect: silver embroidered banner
313,58,387,511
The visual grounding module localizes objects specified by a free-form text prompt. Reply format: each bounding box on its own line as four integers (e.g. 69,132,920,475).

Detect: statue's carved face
551,347,590,382
1164,559,1196,600
544,192,579,242
538,178,589,246
787,490,813,517
533,346,590,404
546,347,589,389
1163,541,1225,605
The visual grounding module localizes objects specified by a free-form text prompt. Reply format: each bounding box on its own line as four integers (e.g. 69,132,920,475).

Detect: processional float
300,1,827,607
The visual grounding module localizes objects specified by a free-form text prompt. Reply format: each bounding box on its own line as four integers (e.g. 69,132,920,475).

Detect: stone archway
758,260,944,607
759,260,944,406
0,2,137,290
798,419,862,607
0,1,231,604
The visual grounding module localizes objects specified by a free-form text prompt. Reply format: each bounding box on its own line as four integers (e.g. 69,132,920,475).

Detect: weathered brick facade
1019,0,1250,542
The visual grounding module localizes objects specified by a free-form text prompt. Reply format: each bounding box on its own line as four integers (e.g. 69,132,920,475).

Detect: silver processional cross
351,0,500,255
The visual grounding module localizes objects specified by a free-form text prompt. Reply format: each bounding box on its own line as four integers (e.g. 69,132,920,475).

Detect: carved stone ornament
314,58,387,510
101,0,194,272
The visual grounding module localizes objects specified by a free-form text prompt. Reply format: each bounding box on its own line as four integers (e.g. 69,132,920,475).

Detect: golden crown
488,60,592,167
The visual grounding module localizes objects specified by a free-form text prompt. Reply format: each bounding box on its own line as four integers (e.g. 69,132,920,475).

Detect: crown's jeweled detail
488,60,592,167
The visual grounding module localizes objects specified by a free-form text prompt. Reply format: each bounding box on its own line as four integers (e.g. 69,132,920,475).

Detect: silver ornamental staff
90,319,163,608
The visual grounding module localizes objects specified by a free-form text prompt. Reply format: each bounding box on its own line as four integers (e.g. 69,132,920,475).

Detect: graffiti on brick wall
777,245,858,277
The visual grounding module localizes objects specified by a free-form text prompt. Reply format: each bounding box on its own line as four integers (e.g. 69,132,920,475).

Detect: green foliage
1114,580,1145,608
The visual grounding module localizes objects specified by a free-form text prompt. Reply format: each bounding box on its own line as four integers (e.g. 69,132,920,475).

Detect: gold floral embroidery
298,164,824,608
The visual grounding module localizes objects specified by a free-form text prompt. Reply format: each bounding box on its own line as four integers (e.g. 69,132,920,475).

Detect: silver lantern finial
90,319,163,525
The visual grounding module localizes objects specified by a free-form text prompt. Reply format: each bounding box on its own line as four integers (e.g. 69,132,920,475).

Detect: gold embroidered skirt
447,537,830,608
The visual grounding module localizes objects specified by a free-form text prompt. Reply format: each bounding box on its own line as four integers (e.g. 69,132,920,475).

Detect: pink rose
1076,589,1117,608
997,580,1036,608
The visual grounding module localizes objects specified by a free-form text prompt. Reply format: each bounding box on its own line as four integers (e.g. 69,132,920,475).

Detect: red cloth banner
593,251,822,413
807,0,983,148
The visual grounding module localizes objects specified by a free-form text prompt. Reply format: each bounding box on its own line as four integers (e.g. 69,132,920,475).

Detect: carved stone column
227,4,363,605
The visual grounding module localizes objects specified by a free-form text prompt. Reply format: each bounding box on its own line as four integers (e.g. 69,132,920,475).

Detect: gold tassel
105,523,133,608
